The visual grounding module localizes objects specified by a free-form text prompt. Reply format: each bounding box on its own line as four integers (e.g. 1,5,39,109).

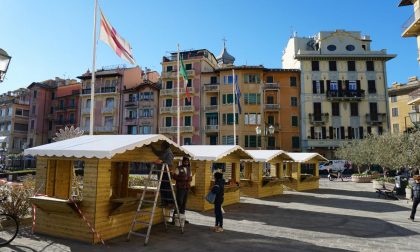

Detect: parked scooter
328,169,344,181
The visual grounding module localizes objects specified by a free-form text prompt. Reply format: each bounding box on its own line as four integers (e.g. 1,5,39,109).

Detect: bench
376,182,398,200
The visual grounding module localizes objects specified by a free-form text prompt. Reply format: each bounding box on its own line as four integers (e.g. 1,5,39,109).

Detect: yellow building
282,30,395,159
388,77,420,133
400,0,420,62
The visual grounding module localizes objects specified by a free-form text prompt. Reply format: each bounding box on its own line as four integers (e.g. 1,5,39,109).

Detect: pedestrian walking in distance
409,176,420,221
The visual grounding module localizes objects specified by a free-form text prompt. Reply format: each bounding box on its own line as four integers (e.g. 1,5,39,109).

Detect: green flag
179,56,191,101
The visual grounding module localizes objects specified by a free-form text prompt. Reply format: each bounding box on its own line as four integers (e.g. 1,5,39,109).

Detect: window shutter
341,127,345,139
367,126,372,134
356,80,361,91
312,81,317,94
310,127,315,139
359,126,364,139
320,80,325,94
326,80,330,92
338,80,342,91
322,127,326,139
329,127,334,139
345,80,349,90
348,126,352,139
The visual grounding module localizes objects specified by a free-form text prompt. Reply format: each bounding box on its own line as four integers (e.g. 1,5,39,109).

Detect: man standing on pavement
409,176,420,221
172,156,192,223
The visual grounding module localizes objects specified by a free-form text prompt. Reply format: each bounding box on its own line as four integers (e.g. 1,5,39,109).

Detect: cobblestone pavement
3,179,419,252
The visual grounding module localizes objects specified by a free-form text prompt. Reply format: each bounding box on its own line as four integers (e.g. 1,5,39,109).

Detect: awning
0,136,7,143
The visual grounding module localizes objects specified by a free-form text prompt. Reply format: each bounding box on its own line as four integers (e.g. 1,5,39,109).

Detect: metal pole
89,0,98,135
232,69,236,145
177,44,180,145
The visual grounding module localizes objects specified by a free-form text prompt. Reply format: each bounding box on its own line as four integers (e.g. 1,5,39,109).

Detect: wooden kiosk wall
283,160,320,191
240,160,285,198
32,147,167,244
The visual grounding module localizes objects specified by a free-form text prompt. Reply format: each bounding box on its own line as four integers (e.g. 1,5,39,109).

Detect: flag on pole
234,76,242,114
99,9,136,65
179,57,191,102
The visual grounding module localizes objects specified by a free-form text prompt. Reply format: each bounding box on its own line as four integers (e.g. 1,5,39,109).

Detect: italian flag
179,57,191,102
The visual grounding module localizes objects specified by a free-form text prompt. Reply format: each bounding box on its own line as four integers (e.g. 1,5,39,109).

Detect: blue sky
0,0,418,94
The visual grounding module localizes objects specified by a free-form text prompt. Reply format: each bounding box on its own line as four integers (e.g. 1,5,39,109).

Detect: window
86,99,91,108
244,113,261,125
332,127,341,139
366,61,374,71
141,126,152,134
32,105,36,114
243,93,261,105
187,79,192,87
332,102,340,116
266,96,274,104
128,109,137,119
290,77,297,87
347,61,356,71
210,76,218,84
329,81,338,91
392,108,399,117
312,80,324,94
243,74,260,83
15,109,23,116
222,135,238,145
105,116,113,127
312,61,319,71
223,75,238,84
223,94,234,104
183,137,192,145
14,123,28,132
85,117,90,128
105,98,114,108
292,136,300,149
165,99,172,107
368,80,376,94
292,116,298,127
206,113,218,125
210,96,217,105
52,92,55,100
349,80,357,91
184,98,191,106
127,125,137,134
185,63,192,70
33,90,37,98
222,113,238,125
166,81,173,89
393,124,399,133
31,120,34,129
327,45,336,51
184,116,191,126
266,76,274,83
166,65,173,72
346,45,355,51
291,97,298,107
267,116,275,125
165,117,172,127
350,103,359,116
329,61,337,71
391,96,397,103
69,113,75,124
244,135,261,148
209,135,218,145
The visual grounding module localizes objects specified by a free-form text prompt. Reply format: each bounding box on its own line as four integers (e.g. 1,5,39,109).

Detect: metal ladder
127,163,184,245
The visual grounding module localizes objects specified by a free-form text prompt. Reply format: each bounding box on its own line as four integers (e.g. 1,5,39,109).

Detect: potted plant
406,184,413,200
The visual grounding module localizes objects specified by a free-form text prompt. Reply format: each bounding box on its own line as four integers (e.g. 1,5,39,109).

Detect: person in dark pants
151,142,174,207
409,176,420,221
212,171,225,232
172,156,192,223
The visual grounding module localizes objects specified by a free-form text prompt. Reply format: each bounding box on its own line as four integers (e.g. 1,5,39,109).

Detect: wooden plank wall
35,157,47,194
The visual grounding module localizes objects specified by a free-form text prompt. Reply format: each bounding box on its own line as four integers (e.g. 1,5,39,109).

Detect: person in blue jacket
409,176,420,221
212,171,225,232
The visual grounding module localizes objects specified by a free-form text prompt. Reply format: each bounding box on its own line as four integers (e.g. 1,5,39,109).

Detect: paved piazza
3,179,419,252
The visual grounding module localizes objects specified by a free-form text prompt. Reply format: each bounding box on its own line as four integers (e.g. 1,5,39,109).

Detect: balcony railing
181,106,194,112
326,90,365,101
305,139,347,149
160,107,173,113
125,100,138,107
402,8,420,35
263,82,280,89
81,108,91,114
96,126,117,132
159,126,194,133
160,89,177,96
81,87,116,95
203,84,220,92
264,104,280,110
180,126,193,132
205,105,218,111
205,125,219,132
101,107,115,113
366,113,386,125
161,70,195,79
308,113,329,125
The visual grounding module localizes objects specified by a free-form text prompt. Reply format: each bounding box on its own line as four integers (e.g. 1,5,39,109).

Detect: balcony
81,108,91,114
161,70,194,79
55,106,65,112
309,113,329,125
305,139,346,149
125,100,138,107
263,82,280,90
159,126,177,133
180,106,194,112
203,84,220,92
264,104,280,110
160,89,177,96
366,113,386,125
180,126,194,132
402,8,420,37
101,107,115,114
125,117,137,124
326,90,365,101
96,126,117,132
82,88,91,95
160,107,173,113
205,125,219,132
205,105,218,111
100,87,116,93
65,105,76,111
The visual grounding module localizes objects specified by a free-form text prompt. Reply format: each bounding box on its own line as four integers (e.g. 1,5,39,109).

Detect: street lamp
0,49,12,82
255,124,275,149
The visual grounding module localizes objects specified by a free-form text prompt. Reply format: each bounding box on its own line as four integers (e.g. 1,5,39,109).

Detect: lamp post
256,124,275,149
0,49,12,82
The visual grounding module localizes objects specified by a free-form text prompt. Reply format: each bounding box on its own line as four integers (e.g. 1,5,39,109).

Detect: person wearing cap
409,176,420,222
212,171,225,232
172,156,192,223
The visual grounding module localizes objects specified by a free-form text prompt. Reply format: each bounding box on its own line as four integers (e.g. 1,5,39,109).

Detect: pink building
52,81,81,133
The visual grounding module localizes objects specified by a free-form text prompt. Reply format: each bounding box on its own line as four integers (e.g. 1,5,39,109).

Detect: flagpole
232,68,236,145
177,44,181,145
90,0,98,135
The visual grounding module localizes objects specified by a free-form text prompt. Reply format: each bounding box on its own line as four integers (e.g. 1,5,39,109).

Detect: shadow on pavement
310,188,384,200
6,224,353,252
202,203,417,238
261,193,407,213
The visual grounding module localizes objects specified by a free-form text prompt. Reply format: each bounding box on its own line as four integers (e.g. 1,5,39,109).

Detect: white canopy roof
285,152,328,163
24,134,190,159
0,136,7,143
244,150,292,162
182,145,252,161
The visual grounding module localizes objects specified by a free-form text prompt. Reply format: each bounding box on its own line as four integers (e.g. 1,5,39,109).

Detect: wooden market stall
240,150,293,198
25,134,190,244
282,152,328,191
181,145,252,211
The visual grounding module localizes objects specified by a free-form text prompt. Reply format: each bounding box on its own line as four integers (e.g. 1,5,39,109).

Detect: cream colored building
388,77,420,133
282,30,395,158
400,0,420,62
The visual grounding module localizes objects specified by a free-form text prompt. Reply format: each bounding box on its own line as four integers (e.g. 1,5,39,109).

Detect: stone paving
3,179,419,252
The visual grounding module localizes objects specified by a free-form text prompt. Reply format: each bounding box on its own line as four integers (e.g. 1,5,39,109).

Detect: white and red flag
99,10,136,65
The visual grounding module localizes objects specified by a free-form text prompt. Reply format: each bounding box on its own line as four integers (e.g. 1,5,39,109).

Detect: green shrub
0,175,35,218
